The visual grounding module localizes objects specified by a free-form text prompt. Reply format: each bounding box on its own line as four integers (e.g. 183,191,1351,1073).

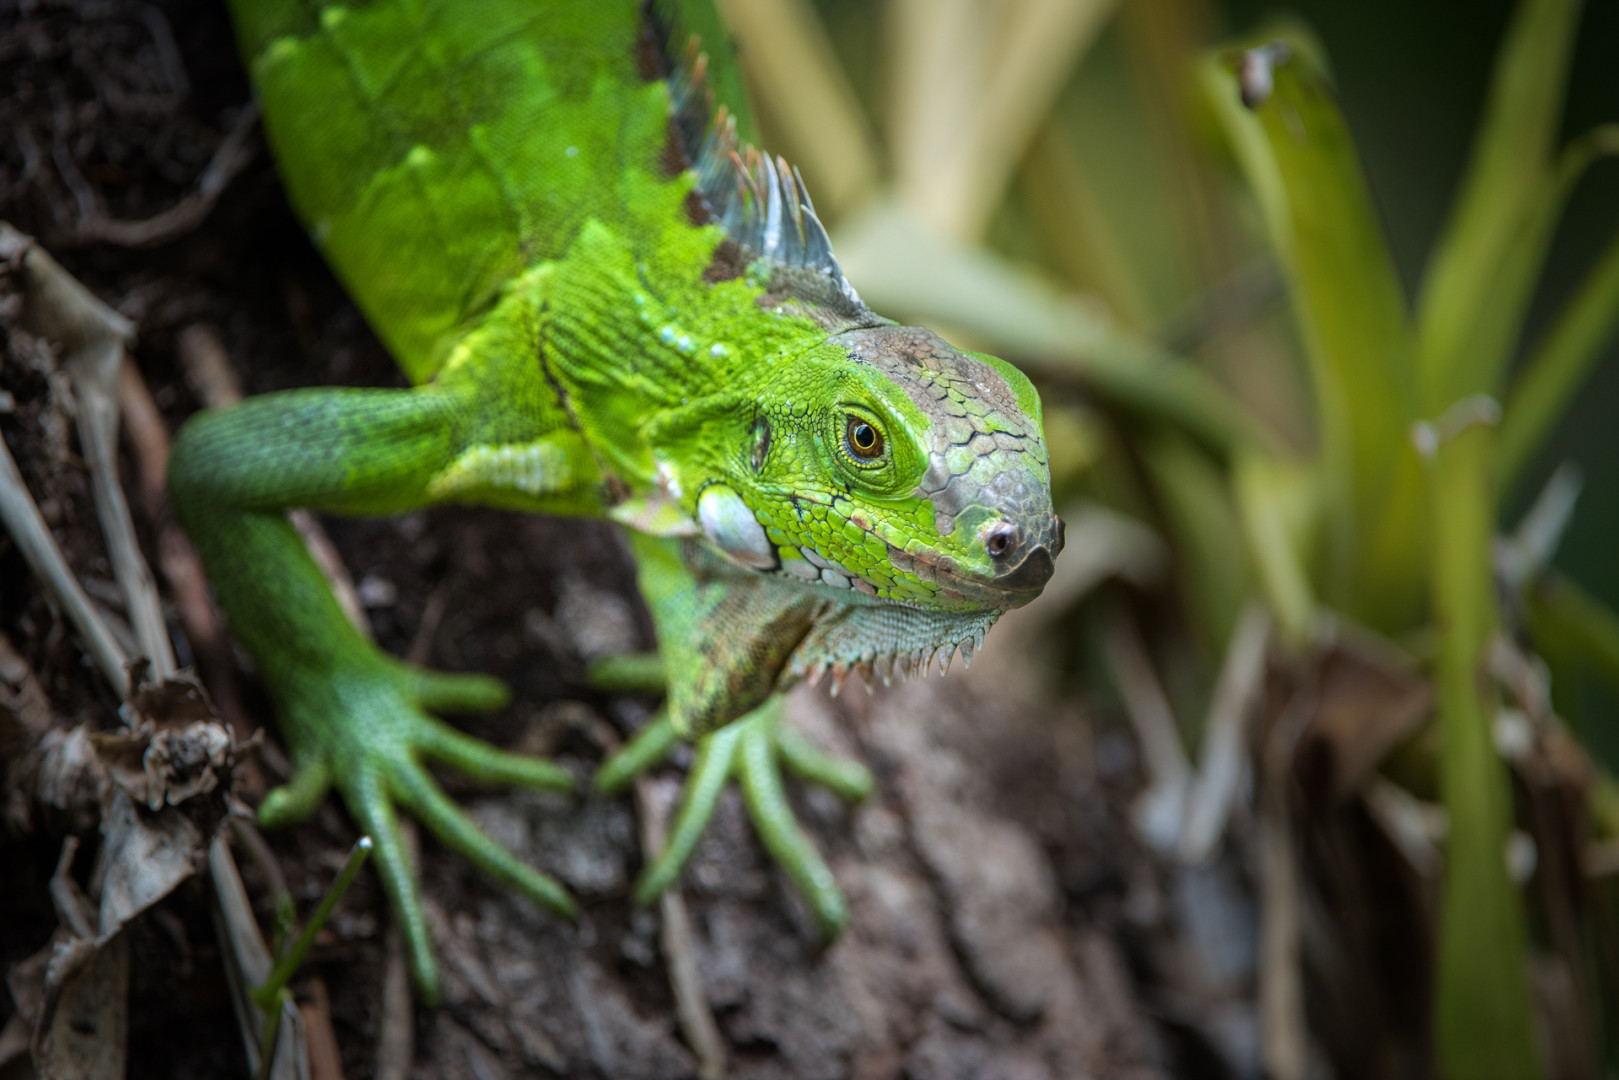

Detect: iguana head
689,323,1060,612
638,309,1061,720
639,86,1062,718
644,318,1061,711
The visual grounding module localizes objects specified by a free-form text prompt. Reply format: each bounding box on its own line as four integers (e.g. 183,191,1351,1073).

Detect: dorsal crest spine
667,35,864,309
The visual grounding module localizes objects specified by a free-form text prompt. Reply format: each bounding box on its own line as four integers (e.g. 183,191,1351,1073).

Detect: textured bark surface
384,670,1165,1080
369,683,1162,1079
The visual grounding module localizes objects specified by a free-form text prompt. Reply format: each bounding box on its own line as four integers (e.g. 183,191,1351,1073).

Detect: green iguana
169,0,1061,1002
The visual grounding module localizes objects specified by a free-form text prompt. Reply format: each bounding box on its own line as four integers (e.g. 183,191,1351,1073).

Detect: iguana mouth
767,492,1039,609
781,518,1062,696
878,529,1059,610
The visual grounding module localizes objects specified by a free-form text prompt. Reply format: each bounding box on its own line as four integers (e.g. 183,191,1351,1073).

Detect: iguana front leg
168,384,579,1002
591,532,876,931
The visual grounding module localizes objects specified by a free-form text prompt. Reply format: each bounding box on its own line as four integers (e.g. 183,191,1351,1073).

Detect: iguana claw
596,694,873,935
259,658,576,1004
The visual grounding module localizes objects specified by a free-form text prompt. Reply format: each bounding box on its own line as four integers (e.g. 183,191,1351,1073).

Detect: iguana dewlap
169,0,1059,1001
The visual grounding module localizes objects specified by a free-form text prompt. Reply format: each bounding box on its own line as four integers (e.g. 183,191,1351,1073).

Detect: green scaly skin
170,0,1059,1001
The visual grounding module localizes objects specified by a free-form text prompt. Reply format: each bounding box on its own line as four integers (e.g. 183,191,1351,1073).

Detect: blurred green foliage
744,0,1619,1074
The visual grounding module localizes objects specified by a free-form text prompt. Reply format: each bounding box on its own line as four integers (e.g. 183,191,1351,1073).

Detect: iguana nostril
984,521,1018,558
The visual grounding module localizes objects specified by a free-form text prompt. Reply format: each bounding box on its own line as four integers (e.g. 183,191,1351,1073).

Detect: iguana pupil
847,417,881,458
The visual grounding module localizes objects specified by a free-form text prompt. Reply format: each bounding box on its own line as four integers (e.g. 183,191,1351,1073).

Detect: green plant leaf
1525,570,1619,703
1233,451,1318,646
1141,433,1251,652
1415,0,1583,408
1499,130,1619,491
1428,427,1541,1080
1199,33,1422,630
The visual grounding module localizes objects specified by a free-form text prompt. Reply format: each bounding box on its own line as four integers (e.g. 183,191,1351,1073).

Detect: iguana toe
340,762,442,1002
259,658,576,1001
605,696,869,935
389,756,576,918
257,755,334,828
632,720,746,904
736,709,850,935
414,714,575,790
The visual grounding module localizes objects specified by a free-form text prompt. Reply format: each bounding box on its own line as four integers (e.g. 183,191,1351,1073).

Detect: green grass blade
1499,132,1619,490
1200,35,1421,628
1426,127,1614,419
1233,452,1318,646
1525,571,1619,702
252,836,372,1013
1412,8,1586,1069
1141,433,1251,651
1430,427,1541,1080
1415,0,1583,407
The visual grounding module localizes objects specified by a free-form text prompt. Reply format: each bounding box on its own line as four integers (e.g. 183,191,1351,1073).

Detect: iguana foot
258,656,576,1003
595,695,873,934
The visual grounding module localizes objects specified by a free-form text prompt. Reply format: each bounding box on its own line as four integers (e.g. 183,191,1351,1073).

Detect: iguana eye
845,415,883,460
